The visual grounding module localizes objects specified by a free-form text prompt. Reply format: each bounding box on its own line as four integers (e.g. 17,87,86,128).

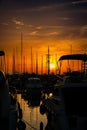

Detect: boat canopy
59,54,87,61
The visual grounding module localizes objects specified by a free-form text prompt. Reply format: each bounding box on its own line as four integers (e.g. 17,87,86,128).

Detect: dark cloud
72,1,87,7
0,0,83,9
0,0,87,44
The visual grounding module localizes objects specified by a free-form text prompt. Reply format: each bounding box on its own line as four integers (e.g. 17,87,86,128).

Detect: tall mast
23,56,25,73
12,48,15,74
6,55,9,74
31,47,33,73
41,55,43,74
47,46,50,75
36,51,38,75
55,54,57,74
21,32,23,73
16,46,18,73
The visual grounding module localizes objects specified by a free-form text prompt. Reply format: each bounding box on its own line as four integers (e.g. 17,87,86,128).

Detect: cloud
12,18,24,26
36,26,43,30
48,32,59,36
81,25,87,31
29,31,39,36
80,25,87,38
72,0,87,5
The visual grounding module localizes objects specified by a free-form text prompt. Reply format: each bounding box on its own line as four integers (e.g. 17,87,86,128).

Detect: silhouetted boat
28,98,40,107
40,54,87,130
25,77,43,100
0,51,18,130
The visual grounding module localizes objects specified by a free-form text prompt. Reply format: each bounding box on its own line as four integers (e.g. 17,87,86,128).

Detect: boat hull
26,88,42,100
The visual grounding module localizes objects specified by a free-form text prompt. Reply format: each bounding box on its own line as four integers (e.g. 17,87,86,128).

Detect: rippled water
17,94,47,130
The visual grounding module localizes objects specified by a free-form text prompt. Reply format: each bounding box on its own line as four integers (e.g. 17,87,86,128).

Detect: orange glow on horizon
50,63,55,69
1,38,87,74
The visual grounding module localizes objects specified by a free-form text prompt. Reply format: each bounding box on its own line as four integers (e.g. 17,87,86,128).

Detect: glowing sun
50,63,55,69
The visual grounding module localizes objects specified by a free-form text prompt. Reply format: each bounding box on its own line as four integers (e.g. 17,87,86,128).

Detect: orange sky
0,0,87,74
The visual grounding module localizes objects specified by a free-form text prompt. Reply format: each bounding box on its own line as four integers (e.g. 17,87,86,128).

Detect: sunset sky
0,0,87,74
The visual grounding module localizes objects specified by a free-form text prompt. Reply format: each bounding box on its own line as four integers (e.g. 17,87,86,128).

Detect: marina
1,51,87,130
0,0,87,129
0,51,87,130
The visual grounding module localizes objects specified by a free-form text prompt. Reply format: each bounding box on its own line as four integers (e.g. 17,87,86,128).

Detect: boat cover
59,54,87,61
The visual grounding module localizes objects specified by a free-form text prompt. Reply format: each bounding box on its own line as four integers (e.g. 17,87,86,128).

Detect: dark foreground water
17,94,47,130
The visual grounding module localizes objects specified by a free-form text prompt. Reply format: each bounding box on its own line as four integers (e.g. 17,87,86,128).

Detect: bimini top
59,54,87,61
0,51,5,56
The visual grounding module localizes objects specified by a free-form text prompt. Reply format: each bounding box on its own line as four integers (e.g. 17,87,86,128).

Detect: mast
12,48,15,74
6,55,9,74
21,32,23,73
31,47,33,73
55,54,57,74
47,46,50,75
41,55,43,74
23,56,25,73
16,46,18,73
36,51,38,75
